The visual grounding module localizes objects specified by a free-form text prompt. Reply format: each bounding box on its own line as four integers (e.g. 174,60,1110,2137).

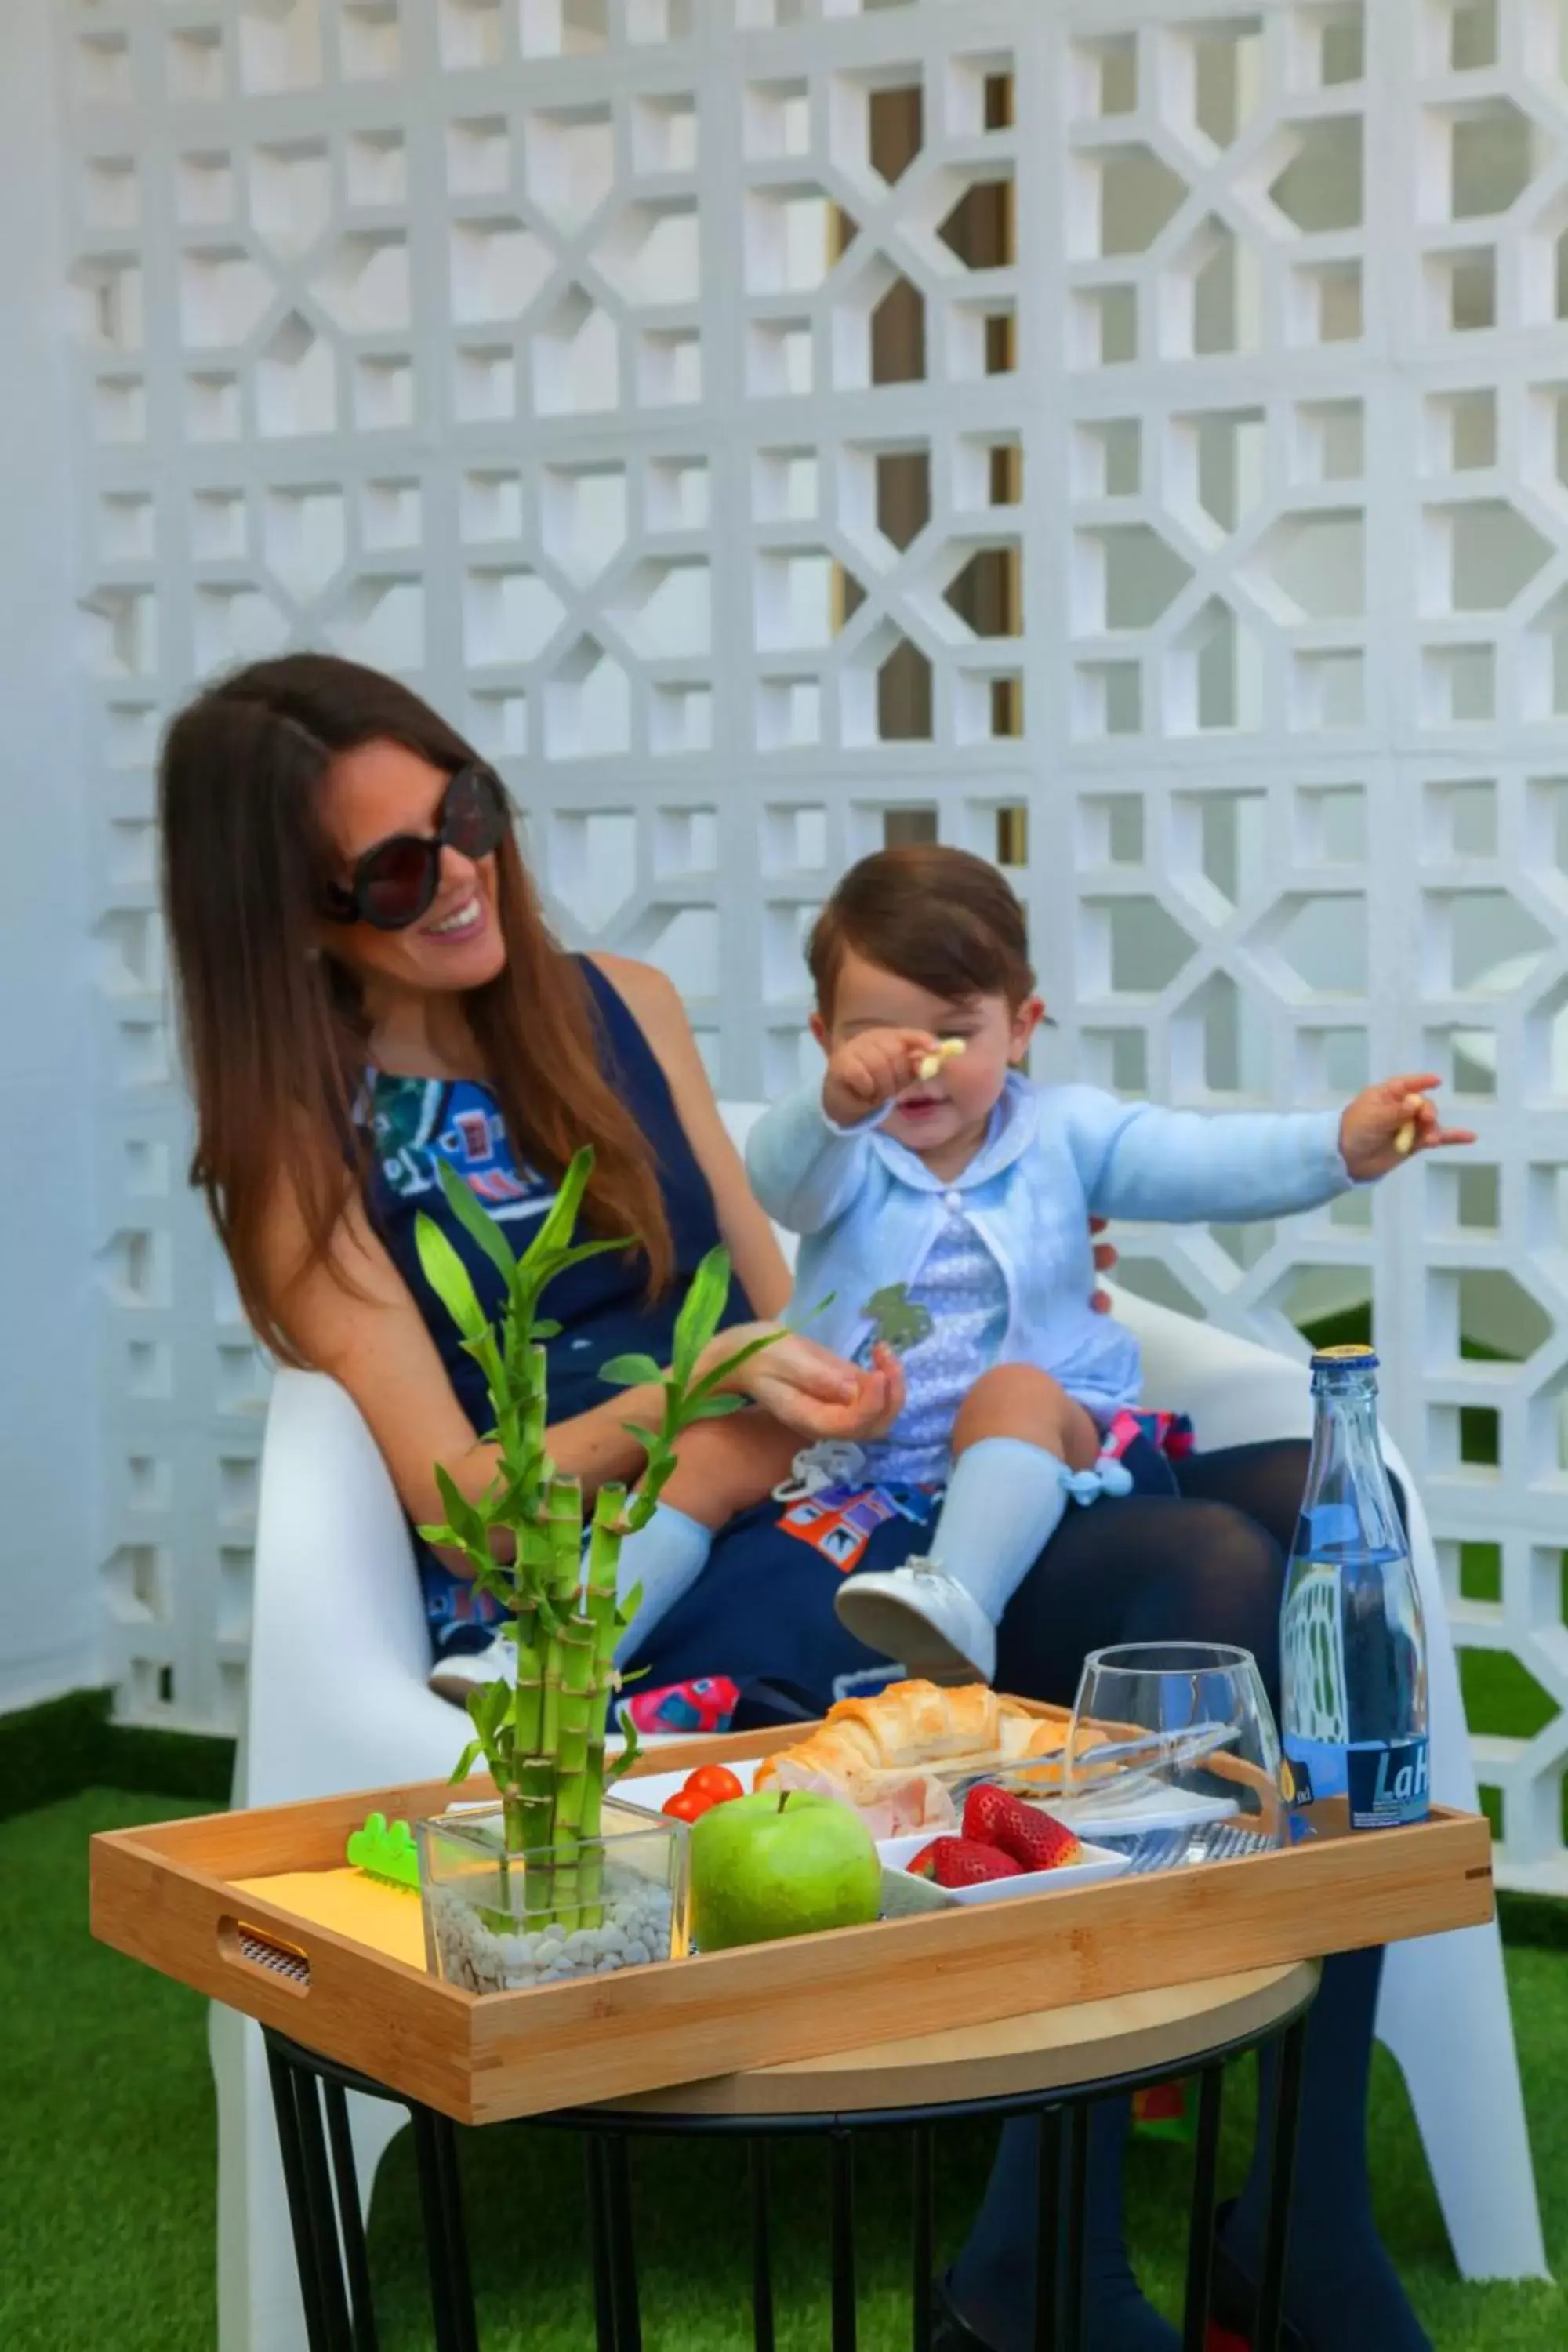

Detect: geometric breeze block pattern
62,0,1568,1890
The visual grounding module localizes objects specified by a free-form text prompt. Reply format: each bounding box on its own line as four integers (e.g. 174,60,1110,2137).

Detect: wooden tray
90,1722,1494,2127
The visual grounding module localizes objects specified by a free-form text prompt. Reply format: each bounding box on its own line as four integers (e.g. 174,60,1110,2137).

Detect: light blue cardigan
746,1074,1356,1421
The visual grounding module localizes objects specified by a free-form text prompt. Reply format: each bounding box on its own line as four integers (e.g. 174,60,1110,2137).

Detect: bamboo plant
414,1149,775,1933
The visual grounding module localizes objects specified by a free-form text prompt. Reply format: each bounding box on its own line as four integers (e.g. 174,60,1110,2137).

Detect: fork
1115,1820,1276,1875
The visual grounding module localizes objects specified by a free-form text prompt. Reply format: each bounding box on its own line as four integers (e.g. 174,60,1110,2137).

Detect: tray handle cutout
220,1917,312,1995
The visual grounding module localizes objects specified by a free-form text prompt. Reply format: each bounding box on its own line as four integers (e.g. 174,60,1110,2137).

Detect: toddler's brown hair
807,845,1035,1018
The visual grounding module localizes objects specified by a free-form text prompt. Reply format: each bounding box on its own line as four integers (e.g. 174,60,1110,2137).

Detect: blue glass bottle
1280,1344,1429,1829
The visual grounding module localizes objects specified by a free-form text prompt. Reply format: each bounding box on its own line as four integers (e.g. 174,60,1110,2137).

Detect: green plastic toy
861,1282,934,1356
346,1812,420,1892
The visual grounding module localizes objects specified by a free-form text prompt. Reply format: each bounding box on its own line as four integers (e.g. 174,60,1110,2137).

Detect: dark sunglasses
321,764,510,931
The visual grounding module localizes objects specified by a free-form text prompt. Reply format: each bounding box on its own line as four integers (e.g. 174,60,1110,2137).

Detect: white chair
212,1367,458,2352
213,1106,1547,2351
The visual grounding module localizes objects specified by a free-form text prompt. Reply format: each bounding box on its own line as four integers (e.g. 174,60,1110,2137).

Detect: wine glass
1060,1642,1287,1858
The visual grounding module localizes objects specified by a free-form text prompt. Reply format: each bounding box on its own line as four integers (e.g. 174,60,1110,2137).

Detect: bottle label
1282,1735,1429,1828
1347,1737,1429,1831
1281,1562,1350,1745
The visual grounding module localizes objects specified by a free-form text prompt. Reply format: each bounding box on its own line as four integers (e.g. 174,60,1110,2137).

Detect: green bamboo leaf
546,1237,632,1277
671,1246,731,1379
474,1678,513,1739
415,1216,488,1343
532,1320,561,1340
686,1392,747,1420
435,1157,518,1285
599,1352,663,1388
686,1329,781,1405
605,1711,643,1786
496,1455,546,1523
434,1463,490,1554
620,1423,663,1452
459,1329,507,1403
517,1147,595,1278
450,1737,485,1784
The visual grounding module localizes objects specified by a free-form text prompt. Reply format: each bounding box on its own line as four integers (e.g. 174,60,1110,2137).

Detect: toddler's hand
822,1027,941,1128
1340,1073,1475,1181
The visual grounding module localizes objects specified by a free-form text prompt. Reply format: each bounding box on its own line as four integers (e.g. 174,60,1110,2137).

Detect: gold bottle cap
1310,1341,1379,1370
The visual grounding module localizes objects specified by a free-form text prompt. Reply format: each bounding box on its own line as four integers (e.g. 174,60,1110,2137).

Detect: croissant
829,1678,999,1765
753,1679,1067,1792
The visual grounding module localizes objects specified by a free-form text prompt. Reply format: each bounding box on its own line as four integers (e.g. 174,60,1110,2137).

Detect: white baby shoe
833,1560,997,1684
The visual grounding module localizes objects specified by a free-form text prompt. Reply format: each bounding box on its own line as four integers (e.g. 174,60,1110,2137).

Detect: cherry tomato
684,1765,745,1808
662,1788,712,1823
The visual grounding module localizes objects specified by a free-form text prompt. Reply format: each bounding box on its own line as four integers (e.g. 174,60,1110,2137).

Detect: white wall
0,0,100,1709
16,0,1568,1890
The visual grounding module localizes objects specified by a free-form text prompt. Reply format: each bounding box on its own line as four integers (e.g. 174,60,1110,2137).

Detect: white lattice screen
63,0,1568,1887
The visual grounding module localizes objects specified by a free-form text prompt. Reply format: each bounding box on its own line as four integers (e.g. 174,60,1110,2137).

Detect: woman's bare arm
258,1170,665,1546
592,952,794,1318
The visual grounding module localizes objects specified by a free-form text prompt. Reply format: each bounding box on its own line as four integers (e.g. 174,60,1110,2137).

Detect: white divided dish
876,1831,1130,1907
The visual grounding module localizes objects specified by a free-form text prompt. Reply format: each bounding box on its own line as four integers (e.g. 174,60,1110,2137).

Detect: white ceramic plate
1043,1785,1240,1840
874,1831,1130,1906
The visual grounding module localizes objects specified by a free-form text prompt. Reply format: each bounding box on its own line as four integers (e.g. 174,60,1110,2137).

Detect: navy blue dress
365,958,753,1654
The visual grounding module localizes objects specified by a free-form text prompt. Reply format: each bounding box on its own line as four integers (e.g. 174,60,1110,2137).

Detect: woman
160,653,1428,2352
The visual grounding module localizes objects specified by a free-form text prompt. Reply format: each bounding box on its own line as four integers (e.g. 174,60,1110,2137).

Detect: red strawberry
921,1836,1024,1889
960,1782,1015,1849
907,1840,942,1879
963,1784,1083,1873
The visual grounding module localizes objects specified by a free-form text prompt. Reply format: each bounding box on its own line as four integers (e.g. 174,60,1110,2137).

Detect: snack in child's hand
962,1783,1083,1872
915,1037,966,1083
909,1835,1023,1889
1394,1093,1426,1157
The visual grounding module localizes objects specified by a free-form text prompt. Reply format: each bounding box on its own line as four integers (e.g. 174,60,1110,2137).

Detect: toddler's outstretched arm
1064,1073,1472,1227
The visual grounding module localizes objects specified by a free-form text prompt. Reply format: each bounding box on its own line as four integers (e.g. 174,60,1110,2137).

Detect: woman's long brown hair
159,652,672,1363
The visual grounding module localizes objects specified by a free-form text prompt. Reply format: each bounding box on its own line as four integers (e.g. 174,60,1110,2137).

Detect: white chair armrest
1111,1284,1313,1448
241,1369,463,1807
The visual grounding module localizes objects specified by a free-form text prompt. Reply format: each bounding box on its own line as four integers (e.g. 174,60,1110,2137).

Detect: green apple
689,1789,882,1951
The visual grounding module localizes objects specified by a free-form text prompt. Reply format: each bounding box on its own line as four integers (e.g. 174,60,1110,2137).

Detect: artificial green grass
13,1791,1568,2350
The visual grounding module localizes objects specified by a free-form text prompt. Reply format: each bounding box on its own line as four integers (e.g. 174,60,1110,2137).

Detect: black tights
952,1441,1429,2352
994,1438,1309,1718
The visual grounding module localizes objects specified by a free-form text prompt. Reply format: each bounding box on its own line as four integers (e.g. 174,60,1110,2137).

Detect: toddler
615,845,1468,1682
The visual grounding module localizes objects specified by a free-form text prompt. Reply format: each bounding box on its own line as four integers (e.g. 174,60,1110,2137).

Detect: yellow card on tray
230,1867,427,1971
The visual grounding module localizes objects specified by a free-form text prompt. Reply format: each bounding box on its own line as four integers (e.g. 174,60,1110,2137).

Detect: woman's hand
750,1338,907,1444
707,1322,906,1443
1340,1073,1475,1181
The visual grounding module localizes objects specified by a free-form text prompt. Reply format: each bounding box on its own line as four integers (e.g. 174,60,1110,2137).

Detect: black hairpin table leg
585,2136,618,2352
751,2138,776,2352
911,2126,934,2352
1033,2107,1062,2352
321,2079,380,2352
265,2039,353,2352
410,2104,478,2352
1181,2066,1225,2352
1253,2018,1308,2352
604,2136,643,2352
830,2129,858,2352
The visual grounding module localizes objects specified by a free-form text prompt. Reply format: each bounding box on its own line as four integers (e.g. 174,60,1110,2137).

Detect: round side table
263,1958,1318,2352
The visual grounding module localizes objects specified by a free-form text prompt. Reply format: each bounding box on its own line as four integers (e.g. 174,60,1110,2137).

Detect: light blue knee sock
927,1437,1074,1625
612,1504,713,1664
